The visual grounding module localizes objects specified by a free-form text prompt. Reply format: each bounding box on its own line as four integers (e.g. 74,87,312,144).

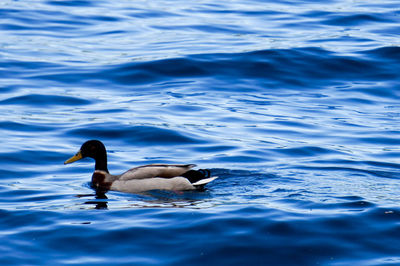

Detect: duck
64,140,217,193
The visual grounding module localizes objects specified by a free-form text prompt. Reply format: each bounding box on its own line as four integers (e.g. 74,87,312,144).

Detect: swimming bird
64,140,217,193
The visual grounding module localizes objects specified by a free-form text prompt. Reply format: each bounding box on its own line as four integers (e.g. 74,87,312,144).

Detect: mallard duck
64,140,217,193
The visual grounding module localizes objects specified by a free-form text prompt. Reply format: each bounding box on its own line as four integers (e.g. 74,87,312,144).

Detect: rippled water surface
1,0,400,265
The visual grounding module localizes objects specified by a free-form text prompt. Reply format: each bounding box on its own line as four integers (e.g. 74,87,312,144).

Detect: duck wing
118,164,196,180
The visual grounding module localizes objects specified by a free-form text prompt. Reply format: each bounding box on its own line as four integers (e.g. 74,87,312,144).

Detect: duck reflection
77,192,109,209
76,188,215,210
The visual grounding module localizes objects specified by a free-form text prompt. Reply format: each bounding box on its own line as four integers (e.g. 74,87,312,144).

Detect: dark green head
64,140,109,173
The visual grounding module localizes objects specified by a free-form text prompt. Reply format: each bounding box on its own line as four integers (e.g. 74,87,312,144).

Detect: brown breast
91,171,112,191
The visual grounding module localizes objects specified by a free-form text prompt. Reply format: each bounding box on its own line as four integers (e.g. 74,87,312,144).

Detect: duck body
64,140,217,193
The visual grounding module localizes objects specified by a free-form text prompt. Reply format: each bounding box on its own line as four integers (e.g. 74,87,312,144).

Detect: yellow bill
64,150,83,164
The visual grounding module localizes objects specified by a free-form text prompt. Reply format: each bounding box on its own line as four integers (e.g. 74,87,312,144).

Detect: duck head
64,140,109,172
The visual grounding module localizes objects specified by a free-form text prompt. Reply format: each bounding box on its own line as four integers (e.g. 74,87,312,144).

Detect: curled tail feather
182,169,208,183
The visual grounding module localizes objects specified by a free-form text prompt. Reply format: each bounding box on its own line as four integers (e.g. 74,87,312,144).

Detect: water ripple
1,0,400,265
0,94,90,106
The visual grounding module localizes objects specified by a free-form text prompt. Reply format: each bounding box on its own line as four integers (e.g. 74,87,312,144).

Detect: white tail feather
192,176,218,186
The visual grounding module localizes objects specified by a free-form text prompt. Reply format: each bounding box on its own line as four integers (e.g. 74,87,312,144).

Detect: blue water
1,0,400,264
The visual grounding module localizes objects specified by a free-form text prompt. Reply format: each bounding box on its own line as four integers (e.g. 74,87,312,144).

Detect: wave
4,46,394,94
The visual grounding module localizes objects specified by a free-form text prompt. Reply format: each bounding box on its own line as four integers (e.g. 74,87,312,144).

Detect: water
1,0,400,264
